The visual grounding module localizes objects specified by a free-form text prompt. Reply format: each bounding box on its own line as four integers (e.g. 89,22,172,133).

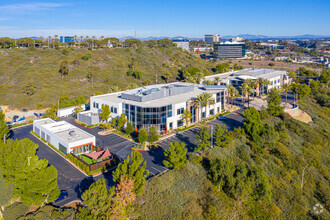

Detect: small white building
33,118,96,155
57,104,86,118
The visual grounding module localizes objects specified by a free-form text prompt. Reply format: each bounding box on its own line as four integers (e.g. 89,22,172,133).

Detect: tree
87,63,100,87
215,63,230,73
0,139,60,206
267,88,283,116
100,104,111,122
59,61,69,79
227,84,238,105
125,122,134,135
239,82,248,105
111,118,117,128
0,110,9,142
117,113,127,129
148,126,159,144
242,107,262,143
112,151,149,195
163,142,188,170
74,105,83,116
110,176,136,219
81,179,114,217
214,124,229,147
297,84,311,99
181,110,192,127
138,128,148,144
282,83,291,105
144,79,152,86
203,79,213,85
213,76,222,85
163,72,172,83
195,124,211,152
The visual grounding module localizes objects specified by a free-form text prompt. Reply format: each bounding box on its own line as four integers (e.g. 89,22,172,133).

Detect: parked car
217,116,226,120
54,190,68,203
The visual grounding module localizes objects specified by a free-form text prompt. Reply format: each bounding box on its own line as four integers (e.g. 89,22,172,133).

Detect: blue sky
0,0,329,38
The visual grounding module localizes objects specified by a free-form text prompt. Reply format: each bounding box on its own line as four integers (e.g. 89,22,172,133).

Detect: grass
0,47,213,109
78,154,95,165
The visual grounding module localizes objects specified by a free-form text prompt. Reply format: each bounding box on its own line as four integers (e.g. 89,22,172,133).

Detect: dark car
54,190,68,203
217,116,226,120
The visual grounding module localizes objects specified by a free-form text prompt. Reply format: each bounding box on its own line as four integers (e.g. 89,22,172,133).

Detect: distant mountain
222,34,330,40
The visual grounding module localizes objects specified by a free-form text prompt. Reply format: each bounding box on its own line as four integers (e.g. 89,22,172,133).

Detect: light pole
3,134,6,144
28,157,32,166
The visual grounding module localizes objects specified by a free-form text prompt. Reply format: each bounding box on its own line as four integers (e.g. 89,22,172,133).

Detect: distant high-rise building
213,42,246,59
60,36,75,43
204,33,220,43
173,39,190,51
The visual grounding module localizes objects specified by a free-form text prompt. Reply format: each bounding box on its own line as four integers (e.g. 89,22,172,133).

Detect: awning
85,150,105,160
99,148,111,160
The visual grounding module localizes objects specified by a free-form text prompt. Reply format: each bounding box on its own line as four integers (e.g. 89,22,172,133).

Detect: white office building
87,82,227,132
203,68,290,95
33,118,96,155
204,33,221,43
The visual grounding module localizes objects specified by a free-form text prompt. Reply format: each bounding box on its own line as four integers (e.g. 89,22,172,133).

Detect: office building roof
92,82,227,107
204,68,287,82
34,119,94,143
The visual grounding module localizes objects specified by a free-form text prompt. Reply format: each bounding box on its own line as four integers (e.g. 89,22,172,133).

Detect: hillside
0,47,212,109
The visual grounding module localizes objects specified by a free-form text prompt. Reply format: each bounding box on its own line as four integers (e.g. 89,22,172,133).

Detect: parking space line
151,166,165,173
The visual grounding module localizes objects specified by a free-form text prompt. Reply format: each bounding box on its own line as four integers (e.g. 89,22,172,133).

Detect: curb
30,131,88,177
73,121,92,129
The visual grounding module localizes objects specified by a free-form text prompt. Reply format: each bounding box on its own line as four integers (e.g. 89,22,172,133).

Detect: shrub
3,203,29,220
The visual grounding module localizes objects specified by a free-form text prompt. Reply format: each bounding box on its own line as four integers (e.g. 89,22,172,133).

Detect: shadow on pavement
74,177,95,199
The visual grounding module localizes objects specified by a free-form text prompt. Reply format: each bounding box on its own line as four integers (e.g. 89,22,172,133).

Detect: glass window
114,108,117,114
210,109,214,116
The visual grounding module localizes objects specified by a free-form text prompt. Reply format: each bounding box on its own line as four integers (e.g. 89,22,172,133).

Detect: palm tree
282,83,291,106
54,35,58,48
85,36,89,47
203,79,213,85
263,79,271,94
92,36,96,48
250,80,258,99
74,35,77,45
245,79,254,105
239,82,248,105
195,72,204,84
213,76,222,85
287,71,297,83
256,78,265,97
227,84,234,105
202,92,215,119
192,95,204,122
80,36,84,44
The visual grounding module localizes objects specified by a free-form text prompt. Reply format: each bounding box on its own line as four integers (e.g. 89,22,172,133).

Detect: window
177,107,184,115
210,109,214,116
96,103,99,109
114,107,117,114
177,120,184,127
111,106,114,112
216,92,221,103
93,102,96,108
59,143,67,154
217,107,220,113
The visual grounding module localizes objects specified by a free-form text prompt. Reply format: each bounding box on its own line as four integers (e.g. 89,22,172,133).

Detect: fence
70,152,116,171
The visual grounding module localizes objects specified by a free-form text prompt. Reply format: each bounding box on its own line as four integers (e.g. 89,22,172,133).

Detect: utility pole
156,74,158,84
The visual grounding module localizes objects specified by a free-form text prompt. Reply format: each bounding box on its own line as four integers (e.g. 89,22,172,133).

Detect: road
10,113,244,206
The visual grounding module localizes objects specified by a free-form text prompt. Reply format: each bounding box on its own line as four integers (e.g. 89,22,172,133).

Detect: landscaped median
30,130,119,176
74,119,101,129
131,143,162,151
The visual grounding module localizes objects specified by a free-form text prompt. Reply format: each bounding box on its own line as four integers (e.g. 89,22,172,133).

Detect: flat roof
204,68,287,82
34,119,94,143
92,82,227,107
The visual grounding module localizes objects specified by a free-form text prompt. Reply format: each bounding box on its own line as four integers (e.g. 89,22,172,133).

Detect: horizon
0,0,329,38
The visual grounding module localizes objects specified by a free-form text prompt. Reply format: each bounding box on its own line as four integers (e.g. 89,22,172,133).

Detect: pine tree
267,88,283,116
195,124,211,152
214,124,227,147
0,110,9,141
163,142,188,170
81,179,114,217
110,176,136,219
112,151,149,195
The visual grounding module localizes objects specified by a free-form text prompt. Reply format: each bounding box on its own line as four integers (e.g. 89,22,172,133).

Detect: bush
3,203,29,220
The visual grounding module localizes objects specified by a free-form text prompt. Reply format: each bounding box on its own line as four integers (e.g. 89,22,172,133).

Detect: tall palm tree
213,76,222,85
263,79,271,94
48,36,51,48
163,72,172,83
85,36,89,47
192,95,204,122
256,78,265,97
250,80,258,99
195,72,204,84
203,80,213,85
282,83,291,106
202,92,215,119
80,36,84,43
239,82,248,106
287,71,297,83
74,35,77,45
92,36,96,48
245,79,254,105
227,84,234,105
54,35,58,48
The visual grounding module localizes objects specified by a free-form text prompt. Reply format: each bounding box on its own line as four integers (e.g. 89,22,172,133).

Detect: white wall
57,104,86,117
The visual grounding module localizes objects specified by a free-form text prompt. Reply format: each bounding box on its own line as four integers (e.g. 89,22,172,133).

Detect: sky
0,0,329,38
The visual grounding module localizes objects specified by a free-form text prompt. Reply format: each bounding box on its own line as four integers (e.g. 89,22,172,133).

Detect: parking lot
10,112,244,206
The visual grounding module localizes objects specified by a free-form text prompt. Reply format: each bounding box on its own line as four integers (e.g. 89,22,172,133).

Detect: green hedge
31,130,40,138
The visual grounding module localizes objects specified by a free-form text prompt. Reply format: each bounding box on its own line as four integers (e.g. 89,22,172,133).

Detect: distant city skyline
0,0,329,38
